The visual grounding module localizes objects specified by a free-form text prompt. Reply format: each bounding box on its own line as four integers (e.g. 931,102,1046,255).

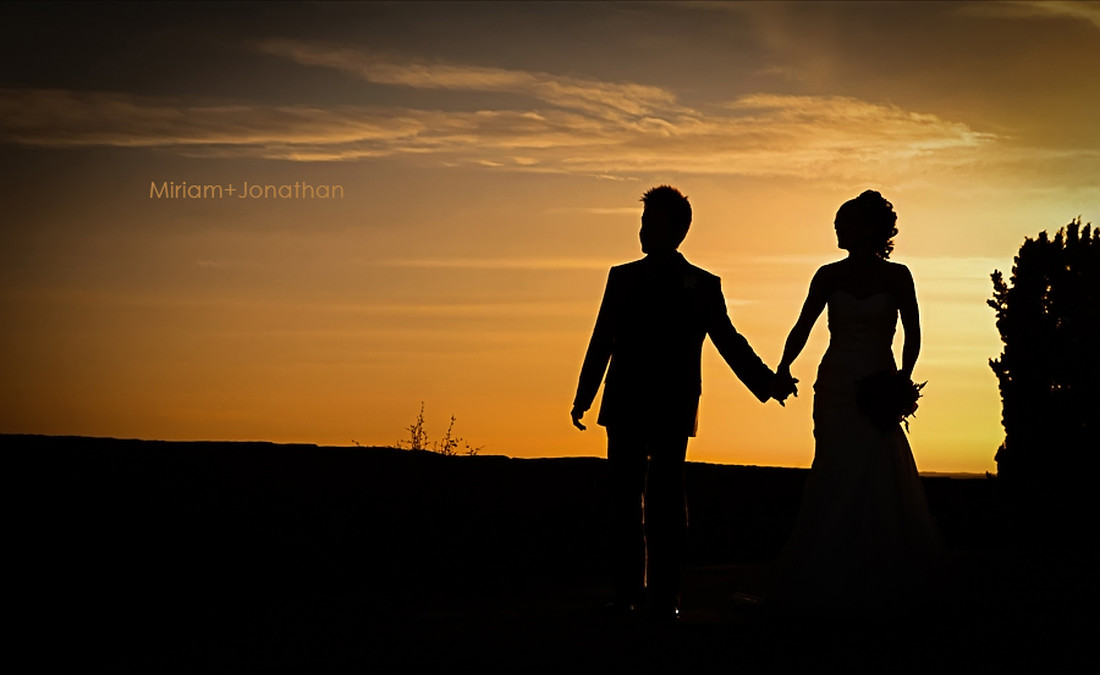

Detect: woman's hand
771,371,799,406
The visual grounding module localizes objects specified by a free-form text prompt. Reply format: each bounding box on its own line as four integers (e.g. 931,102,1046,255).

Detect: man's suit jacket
573,251,774,437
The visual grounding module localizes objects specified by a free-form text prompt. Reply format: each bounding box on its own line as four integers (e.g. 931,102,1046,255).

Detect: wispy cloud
381,257,613,271
0,41,1001,181
257,39,682,121
907,256,1009,280
1005,1,1100,30
544,206,640,215
196,259,249,269
0,88,430,149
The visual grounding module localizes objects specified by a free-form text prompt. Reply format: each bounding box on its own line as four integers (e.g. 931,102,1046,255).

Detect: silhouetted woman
767,190,942,619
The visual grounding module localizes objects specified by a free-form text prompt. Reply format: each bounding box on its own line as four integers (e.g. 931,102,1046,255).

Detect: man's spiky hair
641,185,692,231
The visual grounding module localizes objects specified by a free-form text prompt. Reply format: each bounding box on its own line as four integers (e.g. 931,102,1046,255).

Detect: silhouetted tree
989,218,1100,522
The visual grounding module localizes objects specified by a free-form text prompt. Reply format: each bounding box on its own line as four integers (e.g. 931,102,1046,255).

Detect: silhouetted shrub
989,218,1099,523
396,402,481,455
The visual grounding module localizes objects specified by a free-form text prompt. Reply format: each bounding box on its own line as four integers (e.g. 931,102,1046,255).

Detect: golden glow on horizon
0,177,1016,474
2,2,1098,475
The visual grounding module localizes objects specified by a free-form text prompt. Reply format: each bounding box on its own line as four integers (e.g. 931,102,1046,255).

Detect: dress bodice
827,290,897,349
818,290,899,385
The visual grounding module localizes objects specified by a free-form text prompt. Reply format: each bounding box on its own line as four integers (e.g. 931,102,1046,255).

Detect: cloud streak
1006,1,1100,30
257,38,680,121
0,41,1000,181
381,257,613,271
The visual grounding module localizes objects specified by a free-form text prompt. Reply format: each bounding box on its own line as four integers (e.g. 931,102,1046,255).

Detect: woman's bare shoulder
882,260,917,302
814,260,847,278
883,259,914,281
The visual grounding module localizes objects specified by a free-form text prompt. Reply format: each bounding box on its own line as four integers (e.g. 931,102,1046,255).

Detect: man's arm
707,277,776,403
572,269,617,430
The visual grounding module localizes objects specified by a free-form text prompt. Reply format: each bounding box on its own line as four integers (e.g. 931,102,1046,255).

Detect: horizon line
0,432,993,478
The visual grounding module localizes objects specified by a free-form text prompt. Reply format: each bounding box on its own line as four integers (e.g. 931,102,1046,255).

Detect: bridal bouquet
856,371,926,432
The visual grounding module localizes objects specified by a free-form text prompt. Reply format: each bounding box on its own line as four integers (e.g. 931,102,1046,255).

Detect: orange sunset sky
2,1,1098,474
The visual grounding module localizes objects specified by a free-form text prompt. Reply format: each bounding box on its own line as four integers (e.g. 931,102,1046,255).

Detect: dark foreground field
3,434,1095,673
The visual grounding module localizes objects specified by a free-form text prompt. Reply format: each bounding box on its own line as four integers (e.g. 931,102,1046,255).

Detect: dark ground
3,434,1095,673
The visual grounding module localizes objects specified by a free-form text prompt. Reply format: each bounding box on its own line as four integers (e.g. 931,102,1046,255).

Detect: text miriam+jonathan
149,180,344,199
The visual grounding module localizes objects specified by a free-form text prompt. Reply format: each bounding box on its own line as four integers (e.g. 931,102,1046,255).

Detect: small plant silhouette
396,401,481,455
399,401,430,451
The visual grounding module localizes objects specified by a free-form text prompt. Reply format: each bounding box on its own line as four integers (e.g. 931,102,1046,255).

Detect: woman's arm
778,267,830,375
896,265,921,380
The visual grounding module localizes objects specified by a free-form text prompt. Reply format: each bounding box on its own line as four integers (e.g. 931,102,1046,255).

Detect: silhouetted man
572,185,794,621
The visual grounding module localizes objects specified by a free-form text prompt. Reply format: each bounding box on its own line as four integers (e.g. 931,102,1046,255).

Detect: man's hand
571,406,587,431
771,372,799,406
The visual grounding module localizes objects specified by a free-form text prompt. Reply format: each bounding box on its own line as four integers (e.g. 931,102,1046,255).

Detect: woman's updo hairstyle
836,190,898,259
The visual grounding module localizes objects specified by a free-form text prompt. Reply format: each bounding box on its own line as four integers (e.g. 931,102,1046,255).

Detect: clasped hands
771,369,799,406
